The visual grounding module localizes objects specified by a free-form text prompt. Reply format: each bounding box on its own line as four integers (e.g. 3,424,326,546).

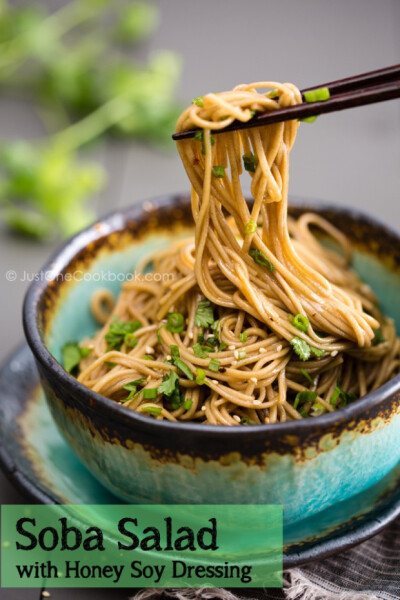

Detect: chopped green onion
142,355,153,360
196,368,206,385
173,358,194,380
194,299,215,328
142,388,158,399
243,153,258,173
194,130,215,154
249,248,275,271
293,390,317,410
141,406,162,416
208,358,220,372
303,87,330,103
299,407,309,418
105,361,117,368
239,332,248,343
219,341,227,351
79,347,91,358
292,314,309,333
192,96,204,107
212,165,226,178
244,221,257,235
268,90,278,99
183,398,193,410
300,368,314,386
310,402,325,416
170,345,180,360
166,312,185,333
300,116,318,123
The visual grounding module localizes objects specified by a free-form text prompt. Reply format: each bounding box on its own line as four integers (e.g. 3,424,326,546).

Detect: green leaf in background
0,0,182,240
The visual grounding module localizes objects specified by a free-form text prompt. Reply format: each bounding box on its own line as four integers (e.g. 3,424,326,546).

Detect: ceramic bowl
23,195,400,526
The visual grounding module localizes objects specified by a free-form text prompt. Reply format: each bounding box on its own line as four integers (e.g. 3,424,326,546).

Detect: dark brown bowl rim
23,194,400,437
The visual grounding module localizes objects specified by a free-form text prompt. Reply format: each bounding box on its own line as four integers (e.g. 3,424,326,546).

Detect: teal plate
1,344,400,567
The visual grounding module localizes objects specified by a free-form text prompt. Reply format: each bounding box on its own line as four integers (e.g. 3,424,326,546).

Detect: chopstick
172,64,400,141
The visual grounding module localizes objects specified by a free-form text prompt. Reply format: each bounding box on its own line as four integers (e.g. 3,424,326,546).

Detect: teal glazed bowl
23,195,400,528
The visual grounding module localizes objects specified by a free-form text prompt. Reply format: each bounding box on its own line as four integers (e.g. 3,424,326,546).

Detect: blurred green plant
0,0,181,240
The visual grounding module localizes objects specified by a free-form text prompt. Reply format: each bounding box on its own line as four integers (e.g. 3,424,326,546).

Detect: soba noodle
73,81,400,424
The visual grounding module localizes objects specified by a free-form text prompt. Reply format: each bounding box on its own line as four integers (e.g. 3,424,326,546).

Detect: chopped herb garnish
158,370,179,397
142,355,153,360
205,336,219,347
290,337,311,361
141,406,162,416
192,343,214,358
292,314,309,333
249,248,275,271
166,312,185,333
208,358,220,372
240,416,257,425
268,90,278,99
197,333,204,343
373,328,385,344
80,347,91,358
293,390,318,410
124,333,138,348
300,116,318,123
330,385,356,408
196,368,206,385
310,402,325,416
142,388,158,399
173,358,194,380
310,346,325,357
194,299,215,328
192,96,204,107
244,221,257,235
239,332,248,343
303,87,330,103
156,327,163,345
62,343,89,374
299,407,310,418
170,345,180,360
183,398,193,410
105,361,117,368
122,378,146,401
211,319,220,331
219,341,227,351
300,368,314,386
290,337,325,361
212,165,226,178
243,153,258,173
105,317,142,351
194,130,215,154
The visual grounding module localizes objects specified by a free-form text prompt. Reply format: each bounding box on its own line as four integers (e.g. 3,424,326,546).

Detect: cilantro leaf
249,248,275,271
194,299,215,328
290,337,311,361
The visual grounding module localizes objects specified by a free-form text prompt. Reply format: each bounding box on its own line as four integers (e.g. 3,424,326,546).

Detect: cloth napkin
132,517,400,600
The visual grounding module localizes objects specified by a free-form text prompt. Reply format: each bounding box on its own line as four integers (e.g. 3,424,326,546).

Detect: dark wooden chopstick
172,64,400,141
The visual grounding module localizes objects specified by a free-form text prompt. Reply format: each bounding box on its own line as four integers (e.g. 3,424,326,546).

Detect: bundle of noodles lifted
72,81,400,425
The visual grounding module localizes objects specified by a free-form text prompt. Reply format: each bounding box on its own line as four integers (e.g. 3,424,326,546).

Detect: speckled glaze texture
23,195,400,530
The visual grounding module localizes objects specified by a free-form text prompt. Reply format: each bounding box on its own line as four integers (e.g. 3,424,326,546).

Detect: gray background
0,0,399,598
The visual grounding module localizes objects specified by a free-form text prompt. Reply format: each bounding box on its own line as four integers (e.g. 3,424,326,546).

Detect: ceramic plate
1,344,400,567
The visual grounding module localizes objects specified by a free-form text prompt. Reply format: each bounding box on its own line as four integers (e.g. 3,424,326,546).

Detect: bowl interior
37,198,400,365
